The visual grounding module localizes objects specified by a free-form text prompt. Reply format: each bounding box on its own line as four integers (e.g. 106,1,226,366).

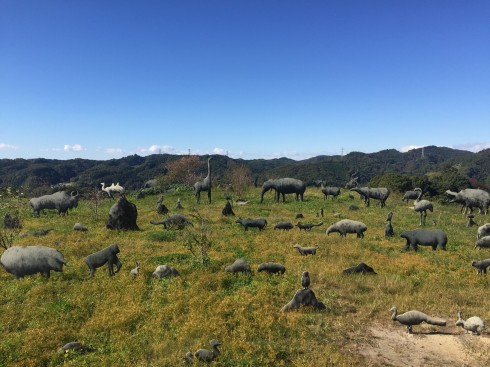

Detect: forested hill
0,146,489,192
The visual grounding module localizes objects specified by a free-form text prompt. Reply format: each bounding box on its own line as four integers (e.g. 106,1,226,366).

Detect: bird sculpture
390,306,446,334
413,191,433,226
455,311,486,335
195,339,221,362
386,211,393,222
301,271,310,289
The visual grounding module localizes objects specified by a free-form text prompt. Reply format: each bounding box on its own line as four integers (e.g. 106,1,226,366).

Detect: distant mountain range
0,146,489,191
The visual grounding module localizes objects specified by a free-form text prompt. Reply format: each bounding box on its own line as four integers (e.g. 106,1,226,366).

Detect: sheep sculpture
474,236,490,250
257,262,286,275
402,188,422,203
274,221,294,231
225,258,252,274
326,219,367,238
390,306,446,334
293,244,319,256
152,265,180,279
194,339,221,362
455,311,486,335
235,217,267,231
472,259,490,275
477,223,490,240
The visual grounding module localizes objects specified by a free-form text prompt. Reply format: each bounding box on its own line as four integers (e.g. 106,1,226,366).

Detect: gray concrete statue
0,245,66,279
260,178,306,203
194,157,212,203
445,188,490,215
29,191,79,216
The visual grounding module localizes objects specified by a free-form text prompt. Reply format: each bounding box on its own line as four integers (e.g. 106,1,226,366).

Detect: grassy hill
1,186,489,366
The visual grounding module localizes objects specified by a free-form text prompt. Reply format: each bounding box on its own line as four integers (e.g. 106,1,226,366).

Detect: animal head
209,339,221,347
293,244,301,249
110,244,120,254
455,311,464,326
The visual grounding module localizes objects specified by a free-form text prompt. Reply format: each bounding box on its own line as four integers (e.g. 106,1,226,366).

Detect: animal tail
315,222,324,227
426,317,446,327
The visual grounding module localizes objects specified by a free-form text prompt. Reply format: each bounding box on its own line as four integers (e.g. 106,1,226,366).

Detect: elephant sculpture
260,178,306,203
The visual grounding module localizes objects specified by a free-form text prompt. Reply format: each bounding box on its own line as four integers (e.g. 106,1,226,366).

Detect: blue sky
1,0,489,161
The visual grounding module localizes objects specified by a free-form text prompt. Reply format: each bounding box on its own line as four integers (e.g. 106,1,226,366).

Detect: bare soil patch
355,324,490,366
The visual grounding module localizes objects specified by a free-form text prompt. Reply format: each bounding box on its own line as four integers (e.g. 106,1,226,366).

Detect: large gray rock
106,196,139,230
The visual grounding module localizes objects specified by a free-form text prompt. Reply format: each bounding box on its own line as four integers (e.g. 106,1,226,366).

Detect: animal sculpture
85,244,122,278
151,214,193,230
400,229,447,251
0,245,66,279
194,157,212,203
326,219,367,238
477,223,490,239
321,186,341,200
301,271,310,289
474,236,490,249
471,259,490,274
296,222,323,231
455,311,485,335
274,221,294,231
402,188,422,203
100,182,125,198
281,288,326,312
350,187,390,207
235,217,267,231
225,258,252,273
130,261,140,277
413,190,433,226
293,244,319,256
156,196,169,215
29,191,79,216
260,178,306,203
256,263,286,275
390,306,446,334
195,339,221,362
152,265,180,279
445,188,490,215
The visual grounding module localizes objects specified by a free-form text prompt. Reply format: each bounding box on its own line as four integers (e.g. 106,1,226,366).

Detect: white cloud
454,143,490,153
63,144,84,152
105,148,124,155
212,147,226,155
138,144,175,155
399,145,425,153
0,143,17,150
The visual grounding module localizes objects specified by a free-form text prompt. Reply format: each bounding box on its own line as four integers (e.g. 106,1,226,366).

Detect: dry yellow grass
0,187,489,366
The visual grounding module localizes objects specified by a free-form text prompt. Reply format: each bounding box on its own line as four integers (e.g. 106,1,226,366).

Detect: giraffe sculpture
194,157,212,203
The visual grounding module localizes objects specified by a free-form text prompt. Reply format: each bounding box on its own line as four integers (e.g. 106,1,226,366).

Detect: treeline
0,146,488,195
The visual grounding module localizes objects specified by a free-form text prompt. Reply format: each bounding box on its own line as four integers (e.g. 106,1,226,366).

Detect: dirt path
356,324,490,366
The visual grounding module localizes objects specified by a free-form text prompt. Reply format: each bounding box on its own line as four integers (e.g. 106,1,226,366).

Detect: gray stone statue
194,157,212,203
85,244,122,277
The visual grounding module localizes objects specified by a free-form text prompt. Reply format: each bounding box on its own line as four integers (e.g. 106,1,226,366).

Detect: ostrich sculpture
194,157,212,203
413,190,433,226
